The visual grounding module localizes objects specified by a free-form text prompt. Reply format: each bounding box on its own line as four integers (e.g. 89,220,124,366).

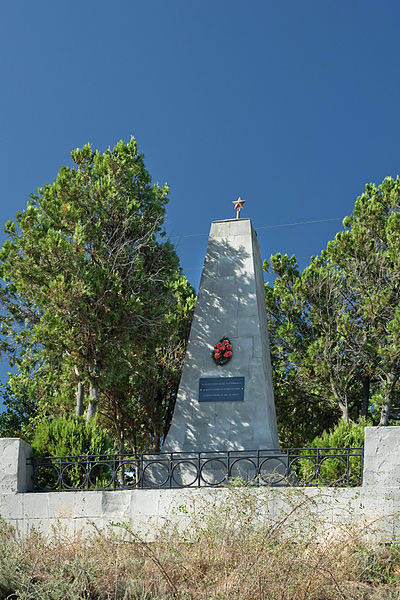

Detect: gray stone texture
363,426,400,486
163,218,279,452
0,428,400,540
0,438,33,493
0,486,398,542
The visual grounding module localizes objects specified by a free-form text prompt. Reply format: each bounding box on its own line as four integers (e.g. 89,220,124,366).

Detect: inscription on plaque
198,377,245,402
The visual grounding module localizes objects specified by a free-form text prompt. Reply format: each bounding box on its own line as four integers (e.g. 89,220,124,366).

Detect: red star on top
233,197,246,219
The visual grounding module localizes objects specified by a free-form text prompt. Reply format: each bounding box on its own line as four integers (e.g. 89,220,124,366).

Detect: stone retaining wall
0,427,399,540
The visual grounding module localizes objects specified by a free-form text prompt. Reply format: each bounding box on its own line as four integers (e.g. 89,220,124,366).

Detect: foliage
0,357,73,441
266,176,400,445
0,384,37,439
326,177,400,425
310,417,367,450
31,415,113,458
0,138,194,451
98,273,196,452
264,253,340,447
30,415,114,488
295,419,367,486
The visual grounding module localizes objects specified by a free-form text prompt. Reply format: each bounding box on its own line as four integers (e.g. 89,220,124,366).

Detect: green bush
31,416,114,489
295,419,367,486
31,415,113,458
310,417,367,449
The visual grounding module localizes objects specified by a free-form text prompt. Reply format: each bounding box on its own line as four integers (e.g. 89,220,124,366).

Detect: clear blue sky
1,0,400,390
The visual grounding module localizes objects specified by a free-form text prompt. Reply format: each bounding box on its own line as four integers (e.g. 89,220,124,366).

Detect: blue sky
1,0,400,390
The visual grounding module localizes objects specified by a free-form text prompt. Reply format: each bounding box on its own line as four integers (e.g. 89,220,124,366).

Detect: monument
163,199,280,460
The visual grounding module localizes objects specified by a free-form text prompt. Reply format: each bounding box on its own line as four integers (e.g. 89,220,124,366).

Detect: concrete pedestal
0,438,33,493
363,426,400,486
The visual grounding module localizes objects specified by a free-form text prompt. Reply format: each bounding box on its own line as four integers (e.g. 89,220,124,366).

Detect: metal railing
28,447,364,492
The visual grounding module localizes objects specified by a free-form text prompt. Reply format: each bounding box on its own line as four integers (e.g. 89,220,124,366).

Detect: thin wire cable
169,231,208,239
183,255,318,271
256,217,342,231
168,217,343,240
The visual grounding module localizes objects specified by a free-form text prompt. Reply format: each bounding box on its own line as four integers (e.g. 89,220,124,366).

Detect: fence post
0,438,33,493
363,426,400,487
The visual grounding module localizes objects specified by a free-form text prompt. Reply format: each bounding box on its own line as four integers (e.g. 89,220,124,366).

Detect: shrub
31,416,114,488
31,415,113,458
310,417,367,449
295,419,367,486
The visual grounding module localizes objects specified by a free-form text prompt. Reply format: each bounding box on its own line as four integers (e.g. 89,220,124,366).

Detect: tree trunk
117,427,125,486
338,401,349,422
162,395,175,442
74,366,84,417
379,389,391,426
331,381,349,422
153,430,161,453
86,381,99,422
379,374,399,426
75,381,84,417
361,377,370,419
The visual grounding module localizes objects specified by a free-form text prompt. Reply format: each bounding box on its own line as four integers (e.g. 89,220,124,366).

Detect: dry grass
1,487,400,600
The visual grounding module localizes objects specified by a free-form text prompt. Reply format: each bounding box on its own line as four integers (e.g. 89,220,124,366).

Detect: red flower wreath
212,337,233,366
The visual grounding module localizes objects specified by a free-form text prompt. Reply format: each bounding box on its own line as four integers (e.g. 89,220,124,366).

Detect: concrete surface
0,485,398,542
363,426,400,486
1,429,400,540
163,218,279,453
0,437,33,493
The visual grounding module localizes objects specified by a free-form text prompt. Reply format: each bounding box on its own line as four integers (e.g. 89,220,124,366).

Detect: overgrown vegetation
1,487,400,599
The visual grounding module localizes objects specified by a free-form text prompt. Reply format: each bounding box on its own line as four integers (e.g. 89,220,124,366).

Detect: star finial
233,196,246,219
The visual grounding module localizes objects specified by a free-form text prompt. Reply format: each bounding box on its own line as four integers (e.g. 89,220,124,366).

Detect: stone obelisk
163,202,279,453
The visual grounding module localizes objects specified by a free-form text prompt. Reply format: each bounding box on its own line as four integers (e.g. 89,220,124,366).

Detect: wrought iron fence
28,447,364,491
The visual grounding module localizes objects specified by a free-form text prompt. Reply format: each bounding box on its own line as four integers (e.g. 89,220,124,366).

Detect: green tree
31,415,113,488
326,177,400,425
266,176,400,444
31,415,112,458
0,384,37,438
99,274,196,453
295,419,367,486
264,254,340,447
0,138,192,449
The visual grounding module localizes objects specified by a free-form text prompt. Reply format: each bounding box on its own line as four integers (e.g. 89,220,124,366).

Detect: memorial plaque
198,377,245,402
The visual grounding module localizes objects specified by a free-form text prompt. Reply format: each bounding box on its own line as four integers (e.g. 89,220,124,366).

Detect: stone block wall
0,427,400,541
0,437,32,493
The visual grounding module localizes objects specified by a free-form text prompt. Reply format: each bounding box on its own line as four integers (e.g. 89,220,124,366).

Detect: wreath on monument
212,337,233,366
